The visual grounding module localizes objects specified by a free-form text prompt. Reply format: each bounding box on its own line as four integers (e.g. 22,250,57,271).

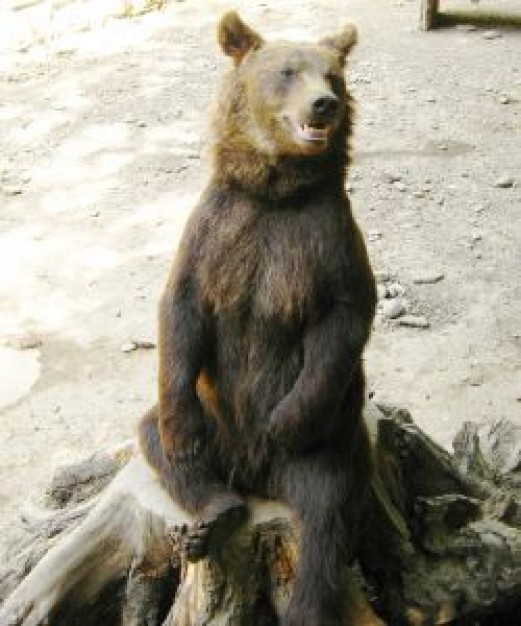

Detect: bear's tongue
297,124,328,142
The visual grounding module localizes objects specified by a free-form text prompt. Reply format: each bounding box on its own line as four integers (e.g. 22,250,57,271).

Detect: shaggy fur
139,12,376,626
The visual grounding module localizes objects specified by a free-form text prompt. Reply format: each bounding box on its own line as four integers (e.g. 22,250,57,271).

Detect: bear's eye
280,66,296,80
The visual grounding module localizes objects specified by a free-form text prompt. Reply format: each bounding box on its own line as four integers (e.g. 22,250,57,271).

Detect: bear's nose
312,95,340,118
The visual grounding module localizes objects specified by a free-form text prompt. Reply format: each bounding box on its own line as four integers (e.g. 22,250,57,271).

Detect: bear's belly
212,315,304,435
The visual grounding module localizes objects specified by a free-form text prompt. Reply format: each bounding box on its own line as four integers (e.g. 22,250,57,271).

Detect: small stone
2,185,23,196
377,284,387,301
374,271,391,283
121,341,137,353
367,230,382,242
426,96,436,103
1,334,42,350
382,298,405,319
387,282,406,298
90,210,100,218
412,191,425,199
394,181,407,192
494,176,515,188
136,120,147,128
131,339,156,350
456,24,477,32
483,30,502,40
398,315,430,329
385,173,402,183
499,95,511,105
413,272,444,285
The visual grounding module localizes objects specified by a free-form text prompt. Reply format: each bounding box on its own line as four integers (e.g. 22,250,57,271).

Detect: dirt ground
0,0,520,554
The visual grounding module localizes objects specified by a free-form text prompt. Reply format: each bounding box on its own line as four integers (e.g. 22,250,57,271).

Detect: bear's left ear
319,24,358,65
218,12,264,66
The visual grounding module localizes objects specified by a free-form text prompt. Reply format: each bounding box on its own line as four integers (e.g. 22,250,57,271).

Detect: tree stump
1,402,520,625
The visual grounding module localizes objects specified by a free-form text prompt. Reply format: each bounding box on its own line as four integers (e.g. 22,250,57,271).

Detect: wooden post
420,0,440,30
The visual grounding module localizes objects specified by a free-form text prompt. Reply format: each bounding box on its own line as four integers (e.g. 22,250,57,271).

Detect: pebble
367,230,382,242
382,298,406,319
483,30,502,40
2,185,23,196
412,191,425,199
121,339,157,353
499,95,511,105
377,284,388,301
398,315,430,329
456,24,477,32
121,339,157,352
494,176,514,188
387,282,406,297
394,181,407,192
1,335,42,350
374,271,391,283
413,272,444,285
131,339,156,350
385,173,402,184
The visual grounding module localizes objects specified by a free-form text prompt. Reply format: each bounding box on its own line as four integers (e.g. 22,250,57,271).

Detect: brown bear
139,11,376,626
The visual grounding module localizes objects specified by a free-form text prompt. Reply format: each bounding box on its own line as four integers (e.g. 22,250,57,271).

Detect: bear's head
214,12,357,161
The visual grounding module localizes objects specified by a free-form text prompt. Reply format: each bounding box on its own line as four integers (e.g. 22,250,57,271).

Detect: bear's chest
200,200,346,325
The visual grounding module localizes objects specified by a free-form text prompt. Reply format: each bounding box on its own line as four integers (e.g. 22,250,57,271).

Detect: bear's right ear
218,11,264,66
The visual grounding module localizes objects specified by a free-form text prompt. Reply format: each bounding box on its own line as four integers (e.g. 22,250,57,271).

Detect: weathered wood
420,0,440,30
1,403,520,625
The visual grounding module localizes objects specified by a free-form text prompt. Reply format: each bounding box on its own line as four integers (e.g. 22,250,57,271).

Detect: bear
139,11,376,626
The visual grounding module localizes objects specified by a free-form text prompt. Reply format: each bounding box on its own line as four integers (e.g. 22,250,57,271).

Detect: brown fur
139,12,376,626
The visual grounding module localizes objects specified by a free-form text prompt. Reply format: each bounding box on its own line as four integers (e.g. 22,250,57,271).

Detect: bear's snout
312,94,340,121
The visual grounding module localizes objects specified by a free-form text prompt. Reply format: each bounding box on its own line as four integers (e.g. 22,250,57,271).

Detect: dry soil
0,0,520,553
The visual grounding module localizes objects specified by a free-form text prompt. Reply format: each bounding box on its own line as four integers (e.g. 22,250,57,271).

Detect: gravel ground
0,0,520,553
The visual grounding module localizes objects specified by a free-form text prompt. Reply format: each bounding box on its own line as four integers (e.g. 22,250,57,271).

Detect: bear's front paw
268,397,300,446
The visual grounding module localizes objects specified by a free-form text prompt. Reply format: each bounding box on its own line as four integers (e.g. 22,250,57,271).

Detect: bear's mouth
282,116,333,153
296,123,330,143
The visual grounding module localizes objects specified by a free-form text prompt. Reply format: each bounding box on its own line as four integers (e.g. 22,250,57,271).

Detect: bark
1,403,520,626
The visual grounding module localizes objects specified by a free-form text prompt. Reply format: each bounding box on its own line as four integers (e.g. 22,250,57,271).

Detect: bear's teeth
298,124,328,141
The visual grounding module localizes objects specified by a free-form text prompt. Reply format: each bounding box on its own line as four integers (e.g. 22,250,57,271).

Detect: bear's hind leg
138,406,248,562
279,450,369,626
